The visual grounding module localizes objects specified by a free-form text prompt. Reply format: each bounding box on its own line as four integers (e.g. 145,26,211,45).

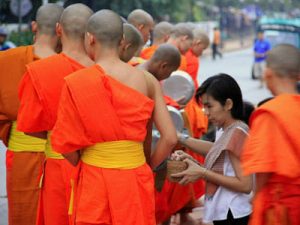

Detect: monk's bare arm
143,116,153,165
62,151,81,166
204,151,252,194
179,136,213,157
146,74,177,169
25,131,48,139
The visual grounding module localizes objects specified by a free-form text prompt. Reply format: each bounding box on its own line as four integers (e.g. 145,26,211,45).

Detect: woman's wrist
201,167,208,180
179,133,189,144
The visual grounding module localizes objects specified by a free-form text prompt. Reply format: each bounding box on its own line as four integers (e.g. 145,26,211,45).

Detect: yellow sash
45,132,64,159
81,140,145,169
8,121,46,152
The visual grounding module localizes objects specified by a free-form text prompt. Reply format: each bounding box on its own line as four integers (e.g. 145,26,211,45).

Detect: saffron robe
17,53,85,225
0,45,46,225
185,49,199,88
0,45,35,144
51,65,155,225
140,45,158,60
242,94,300,225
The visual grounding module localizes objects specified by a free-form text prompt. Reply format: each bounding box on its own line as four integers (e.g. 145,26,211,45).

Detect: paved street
199,48,272,105
0,47,272,225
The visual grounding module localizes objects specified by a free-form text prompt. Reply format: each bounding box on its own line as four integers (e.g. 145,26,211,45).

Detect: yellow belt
8,121,46,152
81,140,145,169
45,132,64,159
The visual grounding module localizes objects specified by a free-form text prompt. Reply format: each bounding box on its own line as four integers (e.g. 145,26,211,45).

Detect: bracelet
201,168,208,180
179,133,189,143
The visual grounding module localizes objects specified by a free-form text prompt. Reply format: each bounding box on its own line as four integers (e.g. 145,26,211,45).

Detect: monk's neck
272,83,298,96
95,49,121,70
33,35,57,58
140,61,150,71
62,40,93,66
167,39,179,49
95,48,119,64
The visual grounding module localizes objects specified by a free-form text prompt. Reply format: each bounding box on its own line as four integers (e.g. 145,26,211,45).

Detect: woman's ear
225,98,233,111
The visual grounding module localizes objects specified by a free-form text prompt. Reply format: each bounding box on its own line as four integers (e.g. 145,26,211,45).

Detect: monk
127,9,154,44
50,10,177,225
119,23,144,63
140,21,174,60
17,4,94,225
167,23,193,71
182,30,209,204
242,44,300,225
185,29,209,88
0,4,63,225
138,43,181,81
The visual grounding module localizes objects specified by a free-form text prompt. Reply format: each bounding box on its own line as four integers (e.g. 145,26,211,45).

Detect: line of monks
0,3,299,225
0,3,210,225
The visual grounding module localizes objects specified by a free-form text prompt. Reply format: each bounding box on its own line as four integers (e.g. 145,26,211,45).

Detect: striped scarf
204,120,249,198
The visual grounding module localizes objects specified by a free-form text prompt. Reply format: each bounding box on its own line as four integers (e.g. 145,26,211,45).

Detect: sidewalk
203,36,253,57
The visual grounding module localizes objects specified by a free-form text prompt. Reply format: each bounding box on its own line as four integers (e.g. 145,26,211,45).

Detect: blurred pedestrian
0,27,16,51
212,27,222,60
253,31,271,88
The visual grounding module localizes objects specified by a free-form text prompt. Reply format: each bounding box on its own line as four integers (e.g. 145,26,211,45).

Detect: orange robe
185,50,208,198
178,55,187,72
17,53,85,225
51,65,155,225
0,46,36,143
242,94,300,225
140,45,158,60
185,49,199,88
0,46,46,225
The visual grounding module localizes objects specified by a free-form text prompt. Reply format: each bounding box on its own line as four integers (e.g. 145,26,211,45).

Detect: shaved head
193,28,209,46
151,43,181,68
123,23,143,48
127,9,153,27
87,9,123,48
153,21,174,43
170,23,193,40
119,23,143,62
60,3,93,40
127,9,154,43
266,44,300,79
36,3,64,35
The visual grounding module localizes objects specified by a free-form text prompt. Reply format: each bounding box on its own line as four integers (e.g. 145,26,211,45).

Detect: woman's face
201,93,231,128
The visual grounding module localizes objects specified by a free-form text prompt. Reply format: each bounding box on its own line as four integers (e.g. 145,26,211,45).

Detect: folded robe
17,53,86,225
51,65,156,225
242,94,300,225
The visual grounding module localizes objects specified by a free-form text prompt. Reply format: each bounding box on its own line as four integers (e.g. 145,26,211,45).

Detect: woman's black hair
195,73,244,120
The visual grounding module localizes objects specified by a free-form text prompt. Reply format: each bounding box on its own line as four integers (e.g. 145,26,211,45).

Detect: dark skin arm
255,172,272,194
25,131,48,139
62,151,81,167
143,116,153,165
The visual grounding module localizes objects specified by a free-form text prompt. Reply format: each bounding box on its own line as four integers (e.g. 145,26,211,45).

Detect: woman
172,74,252,225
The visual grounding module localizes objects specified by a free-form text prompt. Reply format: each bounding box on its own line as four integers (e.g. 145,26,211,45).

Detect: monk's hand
171,158,205,185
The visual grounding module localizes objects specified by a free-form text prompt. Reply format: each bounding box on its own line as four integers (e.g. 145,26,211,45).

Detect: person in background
253,31,271,88
0,27,16,51
212,27,222,60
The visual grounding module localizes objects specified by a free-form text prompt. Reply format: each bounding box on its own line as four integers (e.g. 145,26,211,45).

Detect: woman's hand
171,150,194,161
171,158,207,185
